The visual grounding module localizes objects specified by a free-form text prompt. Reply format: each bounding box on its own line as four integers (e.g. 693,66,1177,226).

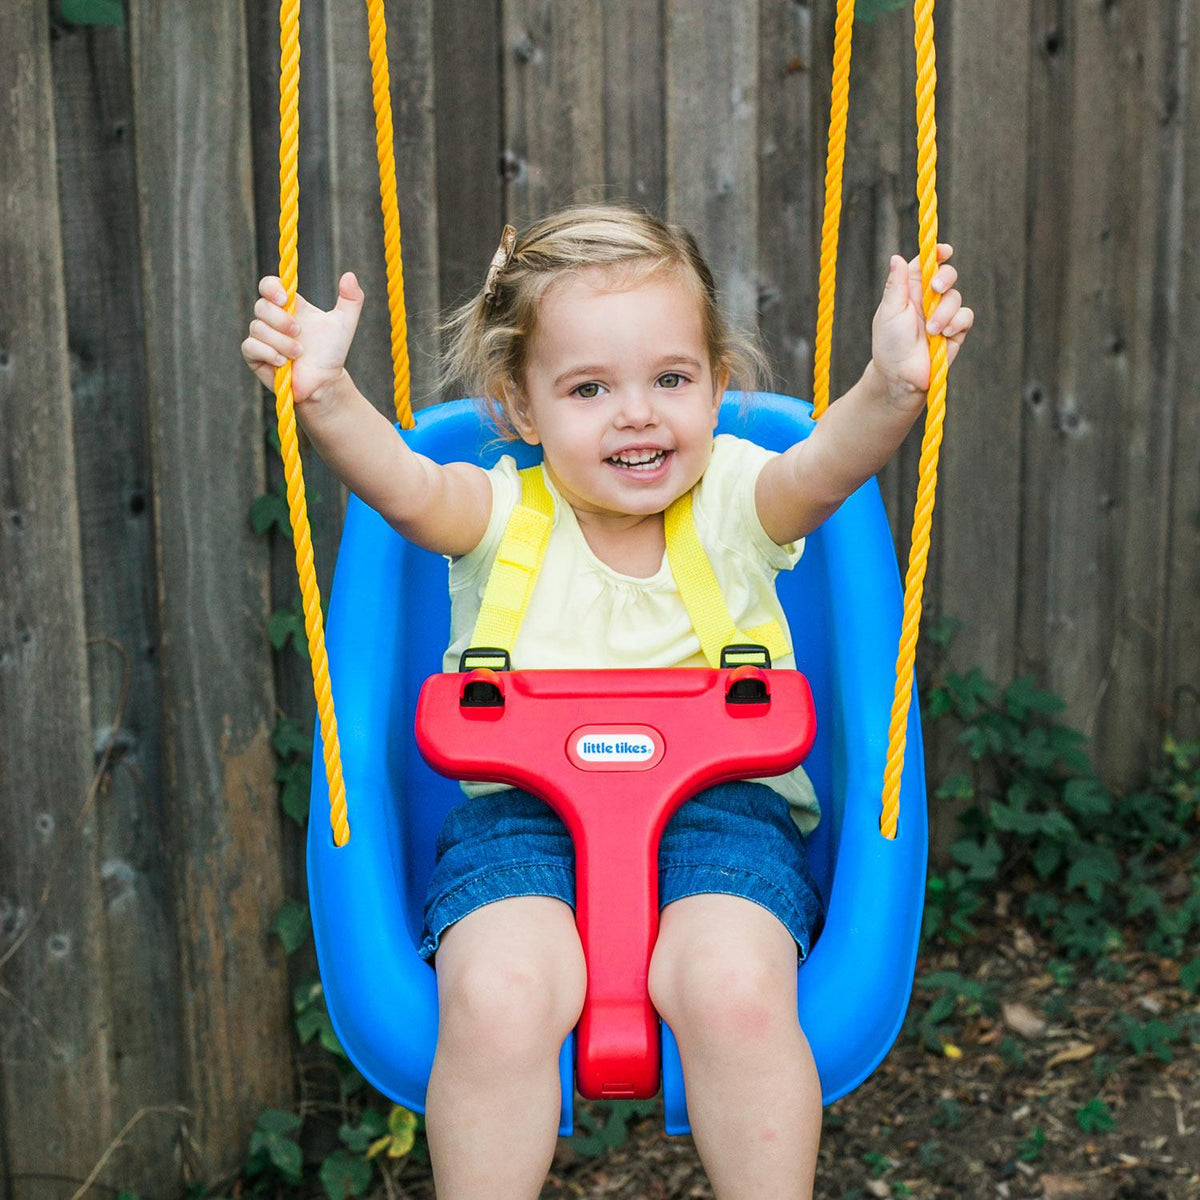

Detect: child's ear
711,366,730,427
504,383,540,445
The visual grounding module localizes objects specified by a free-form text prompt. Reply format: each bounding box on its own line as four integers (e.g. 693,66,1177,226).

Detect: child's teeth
612,450,666,469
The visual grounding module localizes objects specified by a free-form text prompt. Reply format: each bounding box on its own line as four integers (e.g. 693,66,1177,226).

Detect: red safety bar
414,664,816,1099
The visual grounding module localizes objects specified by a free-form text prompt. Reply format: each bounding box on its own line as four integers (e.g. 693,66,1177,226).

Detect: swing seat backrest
307,393,927,1136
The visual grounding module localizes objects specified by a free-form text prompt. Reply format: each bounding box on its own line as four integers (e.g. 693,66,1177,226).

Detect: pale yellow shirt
443,433,820,834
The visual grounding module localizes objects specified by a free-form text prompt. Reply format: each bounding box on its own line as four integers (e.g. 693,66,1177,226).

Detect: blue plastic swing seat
307,393,928,1136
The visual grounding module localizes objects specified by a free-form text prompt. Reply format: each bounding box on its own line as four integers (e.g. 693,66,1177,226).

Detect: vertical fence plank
503,0,606,226
1166,2,1200,744
665,0,759,326
50,18,187,1192
1030,1,1174,779
433,0,504,325
0,6,112,1197
128,0,291,1176
758,0,815,397
1108,2,1189,777
602,0,667,213
1019,0,1072,692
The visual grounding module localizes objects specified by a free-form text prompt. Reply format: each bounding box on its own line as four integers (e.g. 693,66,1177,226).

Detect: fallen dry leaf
1039,1174,1093,1198
1003,1001,1048,1039
1045,1042,1097,1069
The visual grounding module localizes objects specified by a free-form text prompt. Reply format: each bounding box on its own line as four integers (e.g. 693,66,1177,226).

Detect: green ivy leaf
1064,778,1113,818
925,615,962,648
271,899,311,955
856,0,910,22
277,759,312,825
1033,839,1063,879
249,1111,304,1184
1181,958,1200,995
319,1149,373,1200
339,1109,388,1155
1004,676,1067,720
251,490,292,537
1075,1098,1116,1134
936,773,974,801
1017,1126,1046,1162
950,835,1002,881
272,716,311,759
1066,846,1120,902
59,0,125,27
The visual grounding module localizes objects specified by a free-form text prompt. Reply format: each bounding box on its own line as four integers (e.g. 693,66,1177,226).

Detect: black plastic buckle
458,647,512,673
720,644,772,670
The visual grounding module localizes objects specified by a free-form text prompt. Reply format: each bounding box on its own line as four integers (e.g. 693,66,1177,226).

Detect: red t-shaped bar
414,665,816,1099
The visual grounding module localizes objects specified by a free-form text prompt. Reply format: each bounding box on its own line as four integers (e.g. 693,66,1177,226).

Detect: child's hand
242,272,365,405
871,245,973,401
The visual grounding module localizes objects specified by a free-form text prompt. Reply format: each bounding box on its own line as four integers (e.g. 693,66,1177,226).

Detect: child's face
513,268,723,525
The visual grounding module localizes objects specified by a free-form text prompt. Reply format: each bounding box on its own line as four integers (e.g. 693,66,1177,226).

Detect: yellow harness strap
469,466,789,668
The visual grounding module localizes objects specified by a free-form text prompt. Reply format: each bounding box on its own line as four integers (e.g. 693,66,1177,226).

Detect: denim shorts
418,780,826,963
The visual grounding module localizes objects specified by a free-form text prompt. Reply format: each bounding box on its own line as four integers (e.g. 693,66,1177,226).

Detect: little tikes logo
568,725,665,772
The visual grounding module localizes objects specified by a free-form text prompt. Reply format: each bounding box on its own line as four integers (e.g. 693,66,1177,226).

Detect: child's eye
572,382,606,399
656,372,686,389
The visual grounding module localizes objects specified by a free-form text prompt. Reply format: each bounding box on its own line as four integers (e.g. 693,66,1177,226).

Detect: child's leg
425,895,587,1200
648,894,822,1200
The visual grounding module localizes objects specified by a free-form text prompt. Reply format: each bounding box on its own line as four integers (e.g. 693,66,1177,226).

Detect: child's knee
649,936,790,1046
438,917,586,1064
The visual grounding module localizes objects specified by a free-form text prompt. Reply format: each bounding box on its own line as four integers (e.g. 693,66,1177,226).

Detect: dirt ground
382,909,1200,1199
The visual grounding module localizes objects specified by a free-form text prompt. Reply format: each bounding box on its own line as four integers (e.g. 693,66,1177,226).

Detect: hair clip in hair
483,224,518,306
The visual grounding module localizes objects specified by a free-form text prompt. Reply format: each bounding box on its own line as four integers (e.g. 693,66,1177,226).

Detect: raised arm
243,273,491,556
756,245,973,546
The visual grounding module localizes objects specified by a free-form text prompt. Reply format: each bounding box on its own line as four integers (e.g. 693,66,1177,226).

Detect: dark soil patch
382,913,1199,1198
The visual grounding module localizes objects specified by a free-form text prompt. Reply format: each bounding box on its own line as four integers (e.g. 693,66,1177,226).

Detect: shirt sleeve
698,435,804,574
445,454,521,590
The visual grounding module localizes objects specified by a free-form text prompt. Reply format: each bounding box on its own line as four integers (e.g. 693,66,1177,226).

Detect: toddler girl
242,204,971,1199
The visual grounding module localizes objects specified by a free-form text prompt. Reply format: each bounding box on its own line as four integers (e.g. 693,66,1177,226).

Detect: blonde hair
438,204,768,441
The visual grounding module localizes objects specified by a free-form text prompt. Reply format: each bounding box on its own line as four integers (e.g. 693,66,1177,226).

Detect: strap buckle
719,644,772,670
458,647,512,673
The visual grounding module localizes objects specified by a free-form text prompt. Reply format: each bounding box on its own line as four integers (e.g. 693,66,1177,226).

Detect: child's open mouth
605,448,672,475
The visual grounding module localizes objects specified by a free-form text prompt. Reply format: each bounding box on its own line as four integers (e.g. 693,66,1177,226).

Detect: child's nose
615,388,657,427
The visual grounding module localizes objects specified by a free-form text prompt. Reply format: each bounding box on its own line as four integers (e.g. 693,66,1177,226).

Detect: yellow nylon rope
811,0,855,421
879,0,950,839
276,0,349,846
364,0,414,429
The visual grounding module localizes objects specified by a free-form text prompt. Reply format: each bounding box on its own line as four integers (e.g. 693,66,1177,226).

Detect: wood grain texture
665,0,760,326
0,6,111,1196
128,0,290,1177
1032,0,1174,784
758,0,816,398
602,0,667,212
503,0,606,225
433,0,504,332
933,0,1028,683
1165,0,1200,746
49,18,186,1194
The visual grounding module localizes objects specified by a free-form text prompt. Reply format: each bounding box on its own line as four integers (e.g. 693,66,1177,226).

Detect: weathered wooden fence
2,0,1197,1192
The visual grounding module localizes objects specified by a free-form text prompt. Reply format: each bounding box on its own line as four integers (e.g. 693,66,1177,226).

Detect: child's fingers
248,318,303,361
930,264,958,295
906,243,955,275
242,334,288,368
943,305,974,341
254,296,300,334
924,289,963,336
259,275,289,305
241,337,287,391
